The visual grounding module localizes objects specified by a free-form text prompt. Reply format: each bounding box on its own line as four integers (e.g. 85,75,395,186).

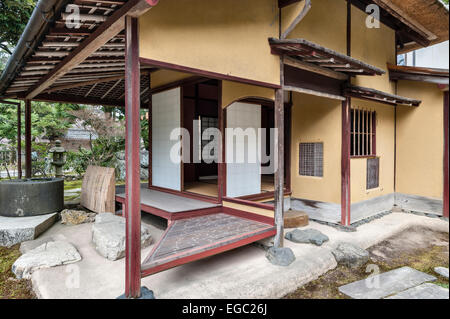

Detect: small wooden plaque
81,165,115,213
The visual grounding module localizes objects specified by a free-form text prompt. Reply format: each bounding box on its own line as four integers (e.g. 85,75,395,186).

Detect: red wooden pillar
217,81,224,202
274,88,285,248
443,90,449,218
124,15,142,298
17,101,22,179
148,92,152,188
25,100,32,178
341,97,351,226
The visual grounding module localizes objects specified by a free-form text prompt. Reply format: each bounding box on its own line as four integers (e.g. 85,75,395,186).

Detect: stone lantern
49,140,66,178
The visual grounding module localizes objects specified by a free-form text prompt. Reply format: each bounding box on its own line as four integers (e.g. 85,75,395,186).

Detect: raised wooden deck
115,186,221,220
141,213,276,277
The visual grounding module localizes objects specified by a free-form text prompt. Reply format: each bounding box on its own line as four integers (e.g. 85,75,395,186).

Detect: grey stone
20,237,54,254
12,241,82,279
0,213,58,247
61,209,96,225
284,229,329,246
434,267,449,279
386,283,449,299
332,242,369,269
339,266,437,299
266,247,295,266
140,149,149,169
117,286,155,299
92,213,153,261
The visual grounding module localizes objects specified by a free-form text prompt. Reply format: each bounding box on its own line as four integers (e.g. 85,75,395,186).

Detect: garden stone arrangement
12,241,82,279
284,229,329,246
331,242,369,269
61,209,96,225
92,213,153,261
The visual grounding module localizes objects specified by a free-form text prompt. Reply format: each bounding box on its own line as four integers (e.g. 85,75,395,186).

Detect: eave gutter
0,0,70,97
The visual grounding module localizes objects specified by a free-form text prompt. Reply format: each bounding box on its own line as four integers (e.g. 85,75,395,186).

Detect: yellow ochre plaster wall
290,92,342,204
284,0,347,54
396,81,444,199
221,81,275,109
139,0,280,86
350,98,395,203
150,69,192,89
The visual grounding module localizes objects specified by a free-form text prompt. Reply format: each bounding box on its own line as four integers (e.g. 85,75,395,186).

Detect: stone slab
386,283,449,299
0,213,58,247
434,267,449,279
339,266,437,299
284,210,309,228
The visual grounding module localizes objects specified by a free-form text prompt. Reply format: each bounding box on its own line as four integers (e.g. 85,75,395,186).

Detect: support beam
17,102,22,179
444,91,449,218
25,100,32,178
341,98,351,226
25,0,156,99
273,88,285,248
124,15,142,299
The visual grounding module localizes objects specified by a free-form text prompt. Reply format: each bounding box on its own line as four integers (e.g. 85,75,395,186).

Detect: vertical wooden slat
217,81,224,202
443,91,449,218
341,98,351,226
124,15,141,299
25,99,32,178
148,81,152,188
17,102,22,179
274,88,285,248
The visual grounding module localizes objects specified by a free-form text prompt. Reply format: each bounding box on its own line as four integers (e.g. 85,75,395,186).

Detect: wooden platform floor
116,185,219,213
141,213,276,276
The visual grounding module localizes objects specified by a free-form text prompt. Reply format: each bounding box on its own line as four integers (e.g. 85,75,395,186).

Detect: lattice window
367,157,380,189
200,116,218,161
299,142,323,177
351,108,376,157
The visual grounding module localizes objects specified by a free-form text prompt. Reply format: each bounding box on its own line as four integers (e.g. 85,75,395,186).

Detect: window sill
351,155,377,159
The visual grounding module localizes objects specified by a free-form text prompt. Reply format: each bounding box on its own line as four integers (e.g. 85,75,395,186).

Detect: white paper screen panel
152,87,181,191
226,102,261,197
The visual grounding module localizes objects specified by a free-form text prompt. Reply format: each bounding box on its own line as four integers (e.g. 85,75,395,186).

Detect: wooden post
443,90,449,218
124,15,142,299
25,100,32,178
341,97,351,226
217,81,224,202
274,88,285,248
17,102,22,179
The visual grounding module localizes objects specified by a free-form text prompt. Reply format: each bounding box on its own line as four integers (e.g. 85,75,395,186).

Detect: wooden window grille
299,142,323,177
367,157,380,189
351,108,376,157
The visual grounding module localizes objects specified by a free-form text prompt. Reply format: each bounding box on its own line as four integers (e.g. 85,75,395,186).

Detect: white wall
226,102,261,197
401,41,449,69
152,88,181,191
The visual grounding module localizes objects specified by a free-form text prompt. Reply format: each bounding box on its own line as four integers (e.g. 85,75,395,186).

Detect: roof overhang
345,85,422,106
0,0,158,107
388,64,450,85
269,38,385,76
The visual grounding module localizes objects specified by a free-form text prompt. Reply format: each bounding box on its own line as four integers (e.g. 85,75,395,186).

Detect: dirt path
0,245,35,299
284,226,449,299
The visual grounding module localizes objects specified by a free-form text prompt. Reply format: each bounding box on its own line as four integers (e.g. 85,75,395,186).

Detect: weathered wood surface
143,213,275,268
81,165,115,213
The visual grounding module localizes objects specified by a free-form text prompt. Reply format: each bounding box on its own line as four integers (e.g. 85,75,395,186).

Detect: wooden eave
345,84,421,106
0,0,156,108
388,64,449,85
269,38,385,76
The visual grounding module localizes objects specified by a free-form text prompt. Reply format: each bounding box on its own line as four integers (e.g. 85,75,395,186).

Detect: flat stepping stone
386,283,449,299
339,266,437,299
0,213,57,247
284,210,309,228
266,247,295,266
92,213,153,261
12,241,81,279
434,267,449,279
285,229,329,246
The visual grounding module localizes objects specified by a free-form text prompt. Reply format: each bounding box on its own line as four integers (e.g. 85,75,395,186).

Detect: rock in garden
61,209,96,225
284,229,329,246
332,242,369,269
92,213,153,261
12,241,82,279
434,267,449,279
284,210,309,228
266,247,295,266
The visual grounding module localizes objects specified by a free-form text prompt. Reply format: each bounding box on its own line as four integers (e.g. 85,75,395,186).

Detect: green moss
0,246,35,299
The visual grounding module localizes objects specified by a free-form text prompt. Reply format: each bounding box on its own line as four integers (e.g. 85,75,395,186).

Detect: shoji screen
152,87,181,191
226,102,261,197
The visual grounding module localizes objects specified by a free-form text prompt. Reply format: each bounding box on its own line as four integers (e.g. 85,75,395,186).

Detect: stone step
386,283,449,299
338,266,437,299
284,210,309,228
